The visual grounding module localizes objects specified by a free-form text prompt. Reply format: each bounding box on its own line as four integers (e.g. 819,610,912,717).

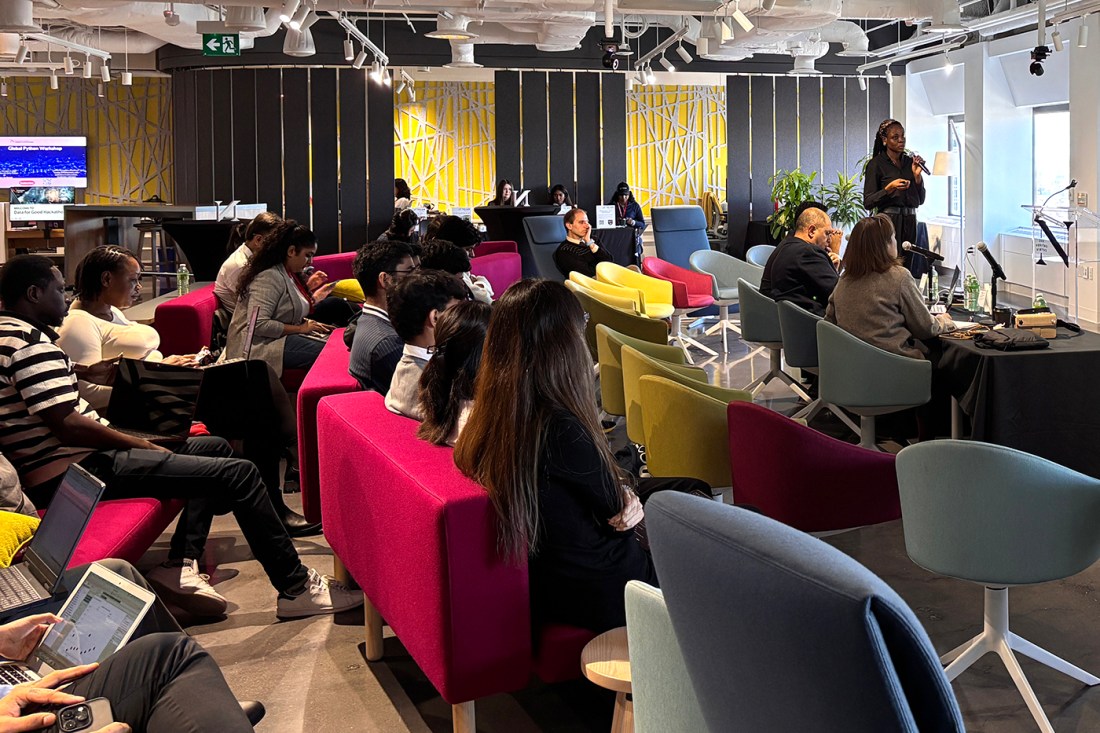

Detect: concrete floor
139,319,1100,732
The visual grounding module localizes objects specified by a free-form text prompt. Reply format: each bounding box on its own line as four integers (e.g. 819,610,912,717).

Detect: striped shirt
0,313,105,489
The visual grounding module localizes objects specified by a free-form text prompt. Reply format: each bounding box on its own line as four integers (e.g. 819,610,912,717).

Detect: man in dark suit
759,206,842,316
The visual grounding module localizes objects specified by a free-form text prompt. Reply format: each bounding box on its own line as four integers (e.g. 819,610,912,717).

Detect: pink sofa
39,498,184,569
318,392,595,732
470,240,521,297
295,328,357,524
154,284,218,357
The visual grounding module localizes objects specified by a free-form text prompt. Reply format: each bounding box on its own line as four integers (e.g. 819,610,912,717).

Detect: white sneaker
276,568,363,619
146,559,228,617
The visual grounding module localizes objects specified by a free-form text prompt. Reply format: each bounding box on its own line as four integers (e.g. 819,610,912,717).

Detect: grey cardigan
824,266,949,360
225,266,310,376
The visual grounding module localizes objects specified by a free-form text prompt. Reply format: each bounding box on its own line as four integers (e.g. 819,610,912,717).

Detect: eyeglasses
385,265,420,276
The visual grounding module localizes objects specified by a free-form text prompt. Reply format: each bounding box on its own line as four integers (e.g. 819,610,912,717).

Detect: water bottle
931,270,940,303
964,274,980,312
177,263,191,295
1033,292,1048,309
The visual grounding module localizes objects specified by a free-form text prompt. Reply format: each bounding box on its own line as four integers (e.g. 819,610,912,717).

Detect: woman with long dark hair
394,178,412,210
488,179,516,207
863,119,927,275
378,208,420,243
216,211,283,312
225,220,335,375
454,279,708,632
417,300,492,446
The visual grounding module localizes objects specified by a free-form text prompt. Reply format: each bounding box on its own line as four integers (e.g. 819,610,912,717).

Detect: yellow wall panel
0,77,172,204
394,81,495,212
626,84,727,215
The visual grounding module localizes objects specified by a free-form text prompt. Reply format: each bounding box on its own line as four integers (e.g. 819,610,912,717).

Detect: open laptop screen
25,465,103,585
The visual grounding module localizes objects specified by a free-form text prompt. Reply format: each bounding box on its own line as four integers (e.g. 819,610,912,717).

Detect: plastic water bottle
931,270,940,303
1033,292,1048,309
177,263,191,295
964,274,980,312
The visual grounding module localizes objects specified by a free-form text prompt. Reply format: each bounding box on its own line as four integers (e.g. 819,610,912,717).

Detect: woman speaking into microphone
864,118,928,275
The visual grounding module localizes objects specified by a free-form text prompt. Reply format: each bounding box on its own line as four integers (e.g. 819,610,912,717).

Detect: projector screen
0,136,88,188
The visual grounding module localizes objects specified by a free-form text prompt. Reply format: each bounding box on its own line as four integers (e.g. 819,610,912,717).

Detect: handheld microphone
976,241,1007,280
905,150,931,175
902,241,944,262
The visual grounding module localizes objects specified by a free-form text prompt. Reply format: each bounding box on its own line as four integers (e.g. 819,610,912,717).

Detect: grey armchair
777,301,860,434
689,249,764,352
646,491,965,733
738,279,810,400
745,244,775,267
520,215,567,281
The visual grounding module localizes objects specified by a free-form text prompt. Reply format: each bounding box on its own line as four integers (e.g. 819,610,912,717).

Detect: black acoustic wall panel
193,71,214,205
211,71,235,202
310,70,339,253
574,74,601,212
521,71,549,202
366,76,395,241
230,69,258,205
281,69,311,226
600,74,627,200
821,77,848,184
798,77,823,183
495,71,521,188
339,69,368,251
844,80,871,179
867,78,892,153
748,76,774,221
548,72,575,199
171,70,197,206
773,76,799,176
727,75,751,258
254,69,284,218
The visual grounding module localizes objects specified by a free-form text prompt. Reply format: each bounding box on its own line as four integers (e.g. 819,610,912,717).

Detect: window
1033,106,1071,209
947,116,964,217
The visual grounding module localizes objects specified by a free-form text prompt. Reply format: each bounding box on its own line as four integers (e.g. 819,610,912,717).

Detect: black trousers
31,437,308,595
887,212,928,278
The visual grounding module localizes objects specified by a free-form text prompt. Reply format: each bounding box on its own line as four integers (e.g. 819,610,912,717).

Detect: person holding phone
863,118,927,275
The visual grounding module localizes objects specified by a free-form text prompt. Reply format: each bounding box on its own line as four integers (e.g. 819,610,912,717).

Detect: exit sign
202,33,240,57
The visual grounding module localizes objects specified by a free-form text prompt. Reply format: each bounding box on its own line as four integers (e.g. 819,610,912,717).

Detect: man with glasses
348,241,421,393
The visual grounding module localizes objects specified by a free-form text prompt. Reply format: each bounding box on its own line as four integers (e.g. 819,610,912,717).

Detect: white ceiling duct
224,6,269,32
445,39,483,67
787,38,829,74
0,33,22,55
426,14,479,40
0,0,41,33
816,20,870,56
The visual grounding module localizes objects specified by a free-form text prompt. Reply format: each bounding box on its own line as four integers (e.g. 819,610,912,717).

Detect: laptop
0,465,105,614
0,563,154,685
105,358,204,443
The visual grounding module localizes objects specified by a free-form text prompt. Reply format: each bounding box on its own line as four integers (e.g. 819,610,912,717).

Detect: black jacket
759,235,839,316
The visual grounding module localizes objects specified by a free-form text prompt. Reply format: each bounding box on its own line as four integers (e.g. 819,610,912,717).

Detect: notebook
0,465,105,614
0,563,154,685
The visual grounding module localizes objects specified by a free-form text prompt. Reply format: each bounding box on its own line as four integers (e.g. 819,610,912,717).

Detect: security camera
1030,45,1049,76
602,50,620,70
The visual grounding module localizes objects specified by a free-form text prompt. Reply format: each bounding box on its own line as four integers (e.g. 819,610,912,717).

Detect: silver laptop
0,465,105,613
0,562,154,685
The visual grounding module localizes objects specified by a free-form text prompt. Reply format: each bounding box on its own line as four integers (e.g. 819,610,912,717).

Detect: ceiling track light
279,0,301,24
439,10,454,20
396,79,407,95
97,82,104,98
63,54,73,75
1079,16,1089,48
675,43,693,64
885,67,894,85
49,73,58,90
1052,26,1064,51
289,3,311,31
645,66,656,84
122,71,133,86
0,81,7,98
352,48,368,69
382,68,392,86
857,74,867,91
163,1,180,27
726,1,754,32
82,55,92,79
15,42,28,64
659,55,675,71
343,38,354,62
101,63,111,83
944,51,955,73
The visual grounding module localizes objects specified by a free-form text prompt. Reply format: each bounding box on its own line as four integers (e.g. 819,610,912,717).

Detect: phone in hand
48,698,115,732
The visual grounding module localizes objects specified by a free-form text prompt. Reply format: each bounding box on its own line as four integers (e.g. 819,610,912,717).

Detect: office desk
593,227,637,267
940,329,1100,478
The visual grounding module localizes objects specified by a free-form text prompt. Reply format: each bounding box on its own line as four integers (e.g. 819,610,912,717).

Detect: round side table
581,626,633,733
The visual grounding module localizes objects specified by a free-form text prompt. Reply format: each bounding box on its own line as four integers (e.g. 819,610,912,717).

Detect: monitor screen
0,136,87,187
9,186,75,222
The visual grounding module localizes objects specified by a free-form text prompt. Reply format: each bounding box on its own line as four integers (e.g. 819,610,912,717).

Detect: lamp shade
932,150,958,176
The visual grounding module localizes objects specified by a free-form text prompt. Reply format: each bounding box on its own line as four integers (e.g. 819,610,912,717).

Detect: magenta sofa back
296,328,357,523
153,284,218,356
312,252,356,282
470,252,522,299
41,498,184,568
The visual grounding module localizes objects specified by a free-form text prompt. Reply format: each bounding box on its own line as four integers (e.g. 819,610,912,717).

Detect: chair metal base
743,347,810,401
792,398,861,436
942,587,1100,733
671,312,718,364
702,301,741,353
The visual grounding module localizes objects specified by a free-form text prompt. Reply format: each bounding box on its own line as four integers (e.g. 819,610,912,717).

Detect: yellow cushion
331,279,365,303
0,512,39,569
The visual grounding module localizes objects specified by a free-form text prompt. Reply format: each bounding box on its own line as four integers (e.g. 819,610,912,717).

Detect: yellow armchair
596,262,676,320
596,324,687,419
639,375,730,490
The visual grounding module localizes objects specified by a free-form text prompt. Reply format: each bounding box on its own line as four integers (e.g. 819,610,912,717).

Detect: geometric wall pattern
394,82,495,212
627,85,727,215
0,77,173,204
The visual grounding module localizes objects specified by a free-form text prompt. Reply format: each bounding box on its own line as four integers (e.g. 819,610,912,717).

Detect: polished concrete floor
140,320,1100,732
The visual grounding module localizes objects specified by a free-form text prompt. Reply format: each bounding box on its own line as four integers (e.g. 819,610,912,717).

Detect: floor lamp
933,118,966,281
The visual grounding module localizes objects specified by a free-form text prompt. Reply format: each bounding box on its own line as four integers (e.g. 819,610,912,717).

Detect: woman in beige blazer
225,221,335,376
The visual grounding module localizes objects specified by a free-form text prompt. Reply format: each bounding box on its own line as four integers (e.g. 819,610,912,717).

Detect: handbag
973,328,1049,351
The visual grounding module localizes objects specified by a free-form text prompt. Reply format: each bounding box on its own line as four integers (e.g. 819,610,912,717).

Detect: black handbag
973,328,1049,351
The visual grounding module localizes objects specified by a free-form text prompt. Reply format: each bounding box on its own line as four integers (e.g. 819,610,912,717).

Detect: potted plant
820,172,865,230
767,169,817,240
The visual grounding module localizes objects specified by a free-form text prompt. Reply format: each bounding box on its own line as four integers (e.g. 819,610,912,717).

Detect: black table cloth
939,329,1100,478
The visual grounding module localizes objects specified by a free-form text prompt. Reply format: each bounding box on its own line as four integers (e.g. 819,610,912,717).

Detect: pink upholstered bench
39,497,184,568
471,241,521,297
312,252,356,282
318,391,595,732
153,284,219,357
296,328,357,524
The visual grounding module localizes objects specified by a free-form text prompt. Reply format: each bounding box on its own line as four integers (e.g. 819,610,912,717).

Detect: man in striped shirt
0,255,361,621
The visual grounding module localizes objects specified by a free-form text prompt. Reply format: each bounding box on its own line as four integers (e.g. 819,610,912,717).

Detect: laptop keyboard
0,665,35,685
0,570,40,606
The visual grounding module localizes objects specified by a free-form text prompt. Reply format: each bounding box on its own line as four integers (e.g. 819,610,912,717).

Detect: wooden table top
581,626,632,693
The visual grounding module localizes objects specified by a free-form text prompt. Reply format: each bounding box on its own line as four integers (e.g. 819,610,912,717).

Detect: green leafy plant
820,172,866,229
767,169,818,240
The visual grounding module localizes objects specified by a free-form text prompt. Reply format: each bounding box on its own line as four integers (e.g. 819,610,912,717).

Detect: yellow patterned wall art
0,77,173,204
626,84,727,216
394,81,495,212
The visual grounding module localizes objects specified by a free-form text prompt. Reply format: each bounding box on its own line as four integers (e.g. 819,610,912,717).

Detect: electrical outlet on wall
1078,191,1089,208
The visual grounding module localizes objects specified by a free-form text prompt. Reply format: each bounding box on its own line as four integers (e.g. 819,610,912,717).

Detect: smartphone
48,698,115,732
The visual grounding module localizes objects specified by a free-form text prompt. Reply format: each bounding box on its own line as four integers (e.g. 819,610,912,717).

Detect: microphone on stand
976,241,1007,280
902,241,945,262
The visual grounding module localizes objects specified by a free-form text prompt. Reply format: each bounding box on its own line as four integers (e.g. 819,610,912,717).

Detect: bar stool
135,220,174,295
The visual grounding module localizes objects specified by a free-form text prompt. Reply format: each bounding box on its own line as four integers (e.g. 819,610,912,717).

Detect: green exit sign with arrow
202,33,240,57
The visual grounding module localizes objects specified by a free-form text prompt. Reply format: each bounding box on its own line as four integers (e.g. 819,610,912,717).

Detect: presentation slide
0,136,87,187
8,187,74,222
